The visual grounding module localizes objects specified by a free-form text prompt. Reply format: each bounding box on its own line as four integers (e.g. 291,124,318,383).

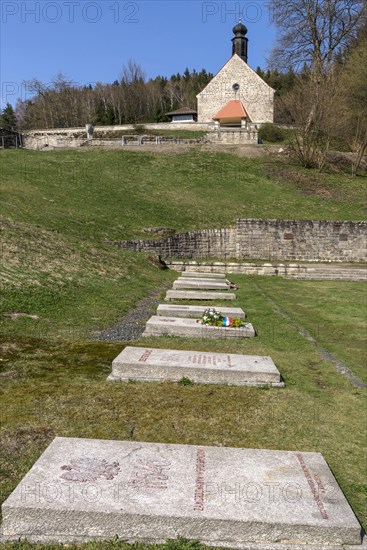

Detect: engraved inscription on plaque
139,349,153,363
189,353,233,368
154,352,236,368
60,458,120,482
127,458,171,489
194,448,206,511
296,453,329,520
163,353,183,363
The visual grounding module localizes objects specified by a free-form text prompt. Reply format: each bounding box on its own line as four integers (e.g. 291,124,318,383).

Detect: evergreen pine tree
1,103,17,130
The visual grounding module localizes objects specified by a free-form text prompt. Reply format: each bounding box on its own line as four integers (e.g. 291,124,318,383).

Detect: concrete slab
173,279,230,290
142,316,255,338
165,290,236,301
182,271,226,278
2,438,363,547
108,346,283,386
157,304,246,319
177,277,230,284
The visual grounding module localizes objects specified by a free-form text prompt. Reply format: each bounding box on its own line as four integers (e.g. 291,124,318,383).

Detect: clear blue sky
1,1,277,108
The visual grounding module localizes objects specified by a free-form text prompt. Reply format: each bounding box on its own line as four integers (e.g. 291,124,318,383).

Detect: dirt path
92,282,171,341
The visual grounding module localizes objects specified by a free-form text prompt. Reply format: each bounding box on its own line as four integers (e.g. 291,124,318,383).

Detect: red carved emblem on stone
60,458,120,482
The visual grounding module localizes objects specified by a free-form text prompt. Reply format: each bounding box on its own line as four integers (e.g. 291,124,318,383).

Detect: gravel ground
92,283,171,342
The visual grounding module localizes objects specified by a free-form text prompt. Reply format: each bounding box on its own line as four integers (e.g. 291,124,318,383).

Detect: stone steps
169,262,366,281
287,269,366,281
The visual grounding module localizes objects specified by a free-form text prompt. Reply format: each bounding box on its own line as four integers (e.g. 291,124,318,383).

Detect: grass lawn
0,148,366,548
1,149,366,244
1,276,366,546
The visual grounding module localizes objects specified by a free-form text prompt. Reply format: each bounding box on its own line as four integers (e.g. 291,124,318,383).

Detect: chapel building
197,22,275,126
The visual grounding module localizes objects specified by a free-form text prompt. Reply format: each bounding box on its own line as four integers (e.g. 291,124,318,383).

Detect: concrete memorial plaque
183,271,226,278
142,316,255,338
173,279,230,290
165,290,236,301
177,278,231,285
157,304,246,319
2,438,363,547
108,346,283,386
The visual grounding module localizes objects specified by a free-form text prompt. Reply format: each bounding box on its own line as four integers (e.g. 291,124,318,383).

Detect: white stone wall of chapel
197,54,275,124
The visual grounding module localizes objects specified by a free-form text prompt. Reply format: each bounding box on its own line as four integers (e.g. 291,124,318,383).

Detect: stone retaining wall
23,122,211,149
115,228,236,259
236,219,366,262
114,219,367,262
206,129,258,144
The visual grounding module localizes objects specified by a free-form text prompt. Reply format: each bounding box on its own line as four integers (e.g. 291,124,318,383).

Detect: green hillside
2,149,366,244
1,147,365,339
1,148,366,545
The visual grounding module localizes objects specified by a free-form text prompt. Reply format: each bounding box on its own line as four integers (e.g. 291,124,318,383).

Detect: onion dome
232,20,247,36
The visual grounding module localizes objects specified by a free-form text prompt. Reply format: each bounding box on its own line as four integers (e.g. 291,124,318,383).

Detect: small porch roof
166,107,197,116
213,100,251,121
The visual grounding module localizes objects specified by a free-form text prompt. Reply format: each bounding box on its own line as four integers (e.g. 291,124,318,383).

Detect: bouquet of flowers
197,308,245,328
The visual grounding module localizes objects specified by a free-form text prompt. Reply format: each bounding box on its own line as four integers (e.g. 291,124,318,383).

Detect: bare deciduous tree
269,0,366,170
17,63,213,129
339,30,367,175
283,73,341,169
270,0,366,74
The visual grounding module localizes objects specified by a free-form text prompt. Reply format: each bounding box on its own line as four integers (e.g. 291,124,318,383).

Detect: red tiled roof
213,100,250,120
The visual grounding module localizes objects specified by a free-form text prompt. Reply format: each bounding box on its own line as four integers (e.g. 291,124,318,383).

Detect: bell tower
231,20,248,63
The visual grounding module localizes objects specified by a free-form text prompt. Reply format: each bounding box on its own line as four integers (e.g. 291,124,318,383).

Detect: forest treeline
3,60,297,131
11,62,214,130
1,1,366,174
